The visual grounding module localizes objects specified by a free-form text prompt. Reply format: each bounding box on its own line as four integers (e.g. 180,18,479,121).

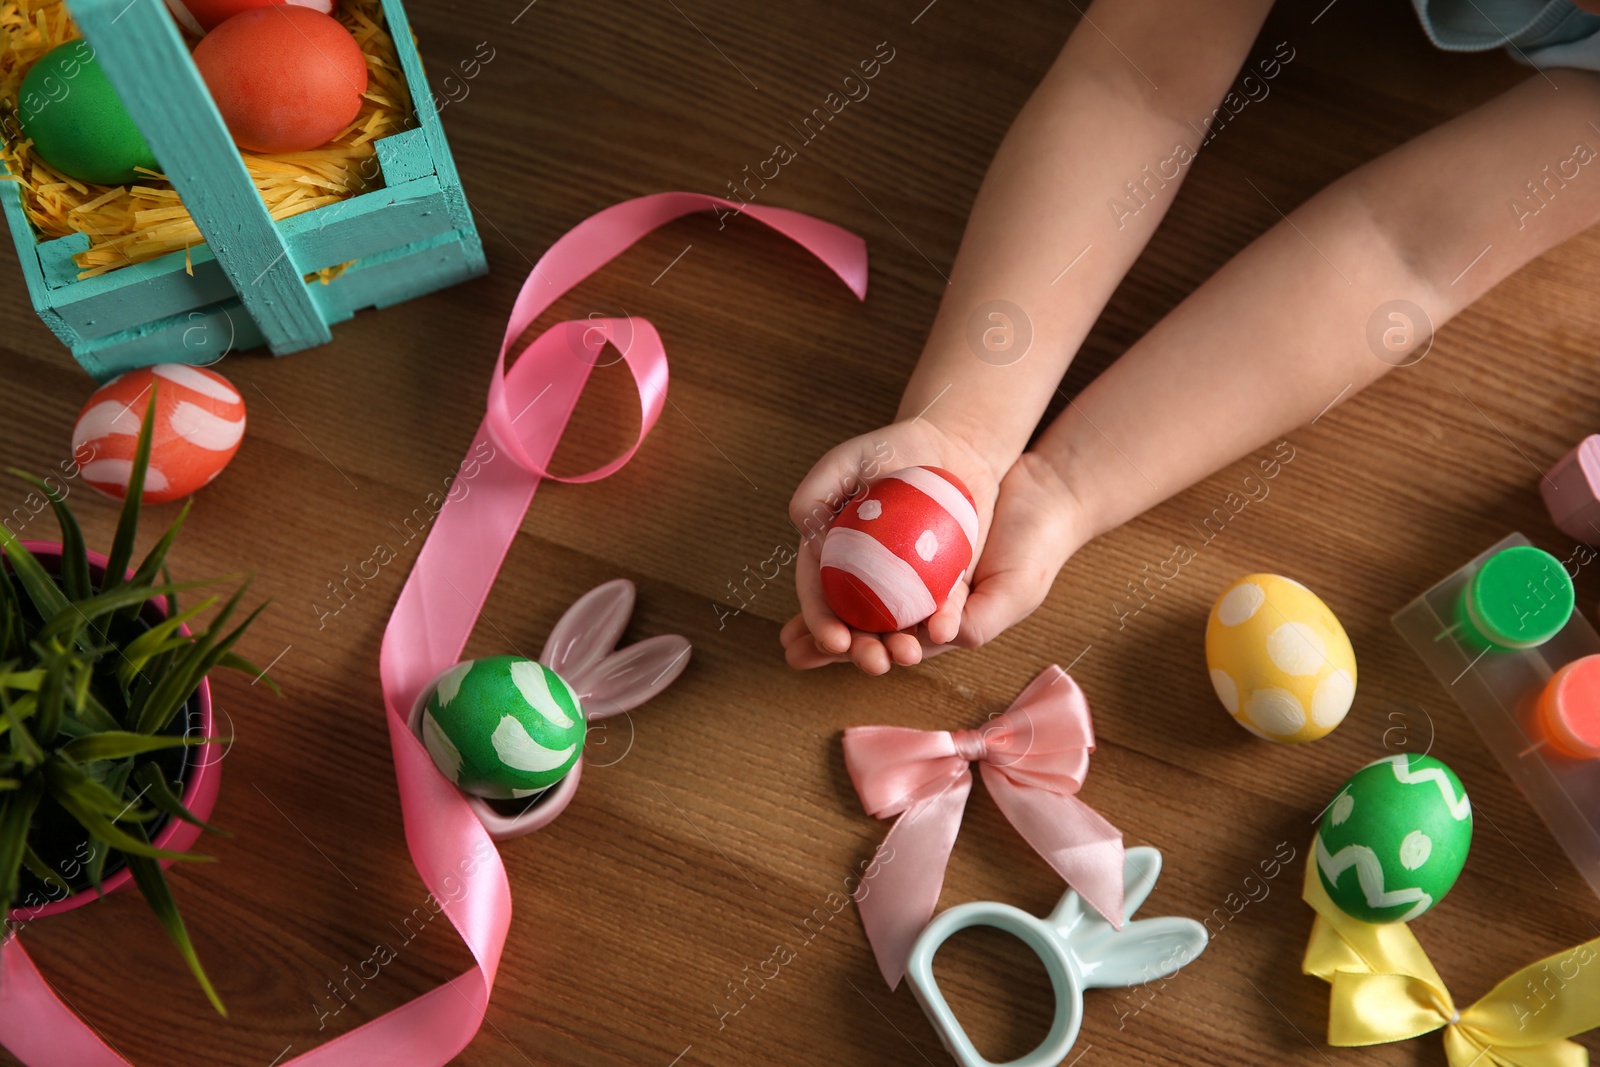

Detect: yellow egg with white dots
1205,574,1356,743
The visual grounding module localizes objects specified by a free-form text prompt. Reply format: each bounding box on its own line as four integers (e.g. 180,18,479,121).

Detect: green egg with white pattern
421,656,585,798
1315,753,1472,924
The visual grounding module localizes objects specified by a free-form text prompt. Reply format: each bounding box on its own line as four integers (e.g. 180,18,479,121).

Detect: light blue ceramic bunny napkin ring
904,847,1207,1067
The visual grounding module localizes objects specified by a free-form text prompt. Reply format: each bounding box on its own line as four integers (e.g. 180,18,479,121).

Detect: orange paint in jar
1536,654,1600,760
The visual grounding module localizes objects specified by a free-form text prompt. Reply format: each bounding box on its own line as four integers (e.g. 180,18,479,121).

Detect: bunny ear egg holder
0,193,867,1067
406,579,691,839
907,848,1206,1067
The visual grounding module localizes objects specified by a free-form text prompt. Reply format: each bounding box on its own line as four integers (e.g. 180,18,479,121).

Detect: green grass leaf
194,599,269,683
0,558,25,660
7,471,89,601
132,645,206,737
216,651,280,694
0,668,44,692
0,775,43,910
1,694,43,767
115,597,217,690
22,842,71,900
130,583,255,736
159,564,177,619
35,650,66,744
42,756,147,817
125,830,226,1015
83,833,109,895
75,688,121,734
85,760,132,893
104,390,159,595
61,732,218,763
51,714,93,739
70,659,92,720
0,524,71,625
134,762,229,836
37,579,217,645
119,502,191,615
44,763,207,863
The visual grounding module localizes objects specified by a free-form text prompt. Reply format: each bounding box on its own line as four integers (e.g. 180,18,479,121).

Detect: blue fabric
1412,0,1600,69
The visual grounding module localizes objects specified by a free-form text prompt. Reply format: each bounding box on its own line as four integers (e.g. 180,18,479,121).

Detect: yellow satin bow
1302,850,1600,1066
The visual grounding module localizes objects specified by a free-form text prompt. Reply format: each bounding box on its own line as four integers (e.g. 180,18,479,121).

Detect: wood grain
3,0,1599,1063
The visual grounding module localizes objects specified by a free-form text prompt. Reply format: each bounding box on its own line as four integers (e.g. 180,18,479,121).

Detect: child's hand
956,452,1086,650
783,419,1087,673
782,418,999,674
783,442,1084,673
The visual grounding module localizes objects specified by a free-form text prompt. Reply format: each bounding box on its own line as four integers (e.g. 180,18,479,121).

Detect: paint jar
1536,654,1600,760
1459,546,1574,650
1394,533,1600,906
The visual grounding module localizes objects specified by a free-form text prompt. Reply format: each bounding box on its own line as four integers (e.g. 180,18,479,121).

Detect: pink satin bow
843,665,1125,988
0,193,865,1066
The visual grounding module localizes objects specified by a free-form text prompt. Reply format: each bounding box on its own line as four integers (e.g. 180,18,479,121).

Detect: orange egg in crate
72,364,247,504
192,6,368,153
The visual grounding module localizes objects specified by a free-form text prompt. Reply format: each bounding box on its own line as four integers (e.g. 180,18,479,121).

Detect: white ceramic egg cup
905,847,1207,1067
409,579,692,840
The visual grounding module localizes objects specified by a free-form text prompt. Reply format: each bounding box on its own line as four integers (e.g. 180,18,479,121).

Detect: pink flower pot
3,540,220,923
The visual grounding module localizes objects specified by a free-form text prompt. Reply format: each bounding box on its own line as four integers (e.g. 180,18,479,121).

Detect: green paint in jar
1458,545,1573,650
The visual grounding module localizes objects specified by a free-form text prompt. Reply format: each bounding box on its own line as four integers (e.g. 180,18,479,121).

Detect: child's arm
786,0,1276,673
932,67,1600,657
890,0,1281,468
1026,69,1600,573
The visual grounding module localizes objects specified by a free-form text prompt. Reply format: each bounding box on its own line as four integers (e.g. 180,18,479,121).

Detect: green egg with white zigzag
421,656,586,799
1316,753,1472,924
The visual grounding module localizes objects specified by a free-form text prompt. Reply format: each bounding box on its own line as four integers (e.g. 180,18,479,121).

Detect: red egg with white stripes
819,466,978,633
72,364,247,504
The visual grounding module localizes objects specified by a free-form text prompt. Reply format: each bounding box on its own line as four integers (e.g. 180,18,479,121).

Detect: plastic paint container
1459,546,1575,650
1394,532,1600,906
1537,654,1600,760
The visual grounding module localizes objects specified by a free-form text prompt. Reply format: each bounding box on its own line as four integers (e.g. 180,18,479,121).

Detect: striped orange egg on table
820,466,978,633
72,364,247,504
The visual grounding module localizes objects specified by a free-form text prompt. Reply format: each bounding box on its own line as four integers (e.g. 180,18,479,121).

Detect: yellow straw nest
0,0,412,279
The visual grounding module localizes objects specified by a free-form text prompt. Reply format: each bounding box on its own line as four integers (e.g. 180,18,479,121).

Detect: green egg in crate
420,656,586,798
18,42,159,185
1315,753,1473,924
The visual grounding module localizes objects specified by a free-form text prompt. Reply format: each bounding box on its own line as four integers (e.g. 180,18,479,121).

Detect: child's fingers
786,442,858,657
785,640,832,669
957,567,1049,649
784,630,849,669
787,438,879,543
886,631,923,666
849,632,893,675
782,612,931,671
925,578,970,646
794,538,852,654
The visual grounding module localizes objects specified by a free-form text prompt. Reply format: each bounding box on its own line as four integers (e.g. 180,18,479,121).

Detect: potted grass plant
0,392,272,1014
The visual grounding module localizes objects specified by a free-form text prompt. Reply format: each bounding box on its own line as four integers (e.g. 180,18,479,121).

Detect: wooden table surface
4,1,1600,1064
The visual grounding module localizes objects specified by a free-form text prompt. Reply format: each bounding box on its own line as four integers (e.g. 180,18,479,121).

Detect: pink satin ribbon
843,665,1125,989
0,193,866,1066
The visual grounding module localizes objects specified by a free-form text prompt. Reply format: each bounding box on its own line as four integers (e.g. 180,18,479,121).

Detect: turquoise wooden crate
0,0,486,380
